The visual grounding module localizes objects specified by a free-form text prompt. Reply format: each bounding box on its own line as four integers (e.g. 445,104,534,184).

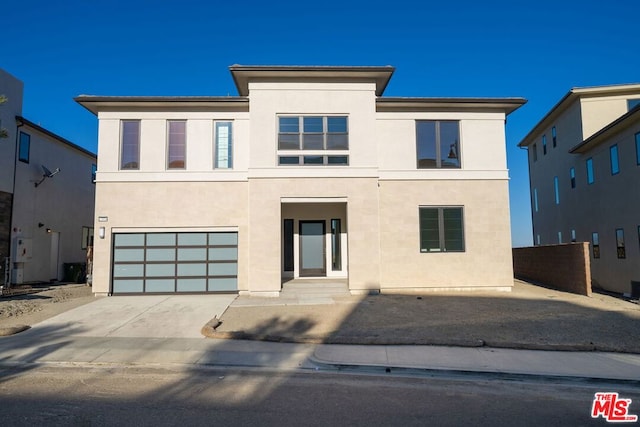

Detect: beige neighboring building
0,68,97,285
518,84,640,296
76,65,525,297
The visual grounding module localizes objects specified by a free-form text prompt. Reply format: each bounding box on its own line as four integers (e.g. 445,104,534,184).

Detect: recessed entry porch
281,199,348,283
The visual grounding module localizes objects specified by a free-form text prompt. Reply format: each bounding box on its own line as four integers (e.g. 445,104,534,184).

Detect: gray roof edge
16,116,96,159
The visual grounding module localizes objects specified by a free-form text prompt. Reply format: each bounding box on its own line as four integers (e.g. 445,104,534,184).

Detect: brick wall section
512,243,592,296
0,191,12,280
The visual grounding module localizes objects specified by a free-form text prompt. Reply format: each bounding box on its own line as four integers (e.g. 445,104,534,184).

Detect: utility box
12,238,32,263
12,267,24,284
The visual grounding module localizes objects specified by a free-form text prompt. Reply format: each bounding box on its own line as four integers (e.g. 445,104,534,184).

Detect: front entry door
299,221,326,277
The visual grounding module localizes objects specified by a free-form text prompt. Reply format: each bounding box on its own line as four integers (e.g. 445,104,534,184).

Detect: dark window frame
532,143,537,162
586,158,594,184
570,167,576,189
542,135,547,155
610,144,619,175
616,228,626,259
167,120,186,169
120,120,140,170
18,131,30,163
552,126,557,148
419,206,465,253
592,232,600,259
416,120,461,169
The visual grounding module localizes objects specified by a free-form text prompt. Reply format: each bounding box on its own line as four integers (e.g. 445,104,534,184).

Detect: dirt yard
0,284,98,333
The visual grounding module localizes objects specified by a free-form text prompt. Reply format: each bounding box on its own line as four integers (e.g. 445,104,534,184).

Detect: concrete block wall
512,243,591,296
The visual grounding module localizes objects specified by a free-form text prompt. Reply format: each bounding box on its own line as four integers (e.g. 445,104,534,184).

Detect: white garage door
112,232,238,294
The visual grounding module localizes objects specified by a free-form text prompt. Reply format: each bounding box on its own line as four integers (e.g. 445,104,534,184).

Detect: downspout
518,144,535,246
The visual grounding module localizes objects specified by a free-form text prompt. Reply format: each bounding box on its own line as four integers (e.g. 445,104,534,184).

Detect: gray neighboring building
519,84,640,295
0,68,97,285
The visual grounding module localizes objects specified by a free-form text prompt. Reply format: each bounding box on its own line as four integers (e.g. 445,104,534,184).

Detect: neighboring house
518,84,640,296
0,68,97,285
76,65,525,297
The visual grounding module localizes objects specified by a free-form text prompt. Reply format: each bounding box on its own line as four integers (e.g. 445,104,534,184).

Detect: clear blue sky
3,0,639,247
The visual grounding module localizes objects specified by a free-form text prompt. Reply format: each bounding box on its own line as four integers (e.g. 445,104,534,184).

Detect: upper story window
552,126,557,148
18,132,30,163
610,144,619,175
628,99,640,110
532,143,538,162
635,132,640,166
416,120,460,169
586,158,594,184
277,116,349,166
167,120,186,169
215,121,233,169
120,120,140,170
554,176,560,204
542,135,547,155
91,164,97,183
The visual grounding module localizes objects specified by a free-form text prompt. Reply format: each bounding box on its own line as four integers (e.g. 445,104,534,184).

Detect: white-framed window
277,116,348,166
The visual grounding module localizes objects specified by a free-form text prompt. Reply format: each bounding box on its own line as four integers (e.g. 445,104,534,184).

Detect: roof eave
569,105,640,154
16,116,96,159
229,65,396,96
376,97,527,115
74,96,249,115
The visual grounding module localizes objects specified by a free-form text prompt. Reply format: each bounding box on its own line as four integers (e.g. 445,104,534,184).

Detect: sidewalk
0,291,638,382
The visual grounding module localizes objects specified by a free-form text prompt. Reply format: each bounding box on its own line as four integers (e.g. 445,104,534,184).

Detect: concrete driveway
30,295,237,339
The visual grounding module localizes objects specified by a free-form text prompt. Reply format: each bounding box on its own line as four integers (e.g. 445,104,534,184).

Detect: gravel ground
212,280,640,353
0,284,98,332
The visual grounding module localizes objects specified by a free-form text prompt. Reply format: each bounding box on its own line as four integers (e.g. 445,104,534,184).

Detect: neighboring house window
542,135,547,155
120,120,140,169
536,234,540,245
18,132,30,163
533,188,539,212
592,232,600,259
419,207,465,252
628,99,640,110
636,132,640,165
277,116,349,166
570,167,576,188
214,121,233,169
416,120,461,169
552,126,557,148
586,158,594,184
82,226,94,249
532,143,537,162
557,231,562,244
616,228,626,259
167,120,186,169
638,226,640,251
91,164,97,183
571,229,576,243
610,145,619,175
554,176,560,204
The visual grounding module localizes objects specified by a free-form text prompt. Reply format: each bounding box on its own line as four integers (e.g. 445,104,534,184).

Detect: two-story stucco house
76,65,525,297
1,68,97,286
518,84,640,296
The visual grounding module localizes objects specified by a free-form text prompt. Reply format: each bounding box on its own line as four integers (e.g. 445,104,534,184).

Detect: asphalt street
0,365,637,426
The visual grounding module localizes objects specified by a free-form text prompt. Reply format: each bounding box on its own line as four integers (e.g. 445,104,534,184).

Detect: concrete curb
0,325,31,336
200,323,640,354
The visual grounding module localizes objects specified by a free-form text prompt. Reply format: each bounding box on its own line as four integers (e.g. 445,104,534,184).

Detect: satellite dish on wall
35,164,61,187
